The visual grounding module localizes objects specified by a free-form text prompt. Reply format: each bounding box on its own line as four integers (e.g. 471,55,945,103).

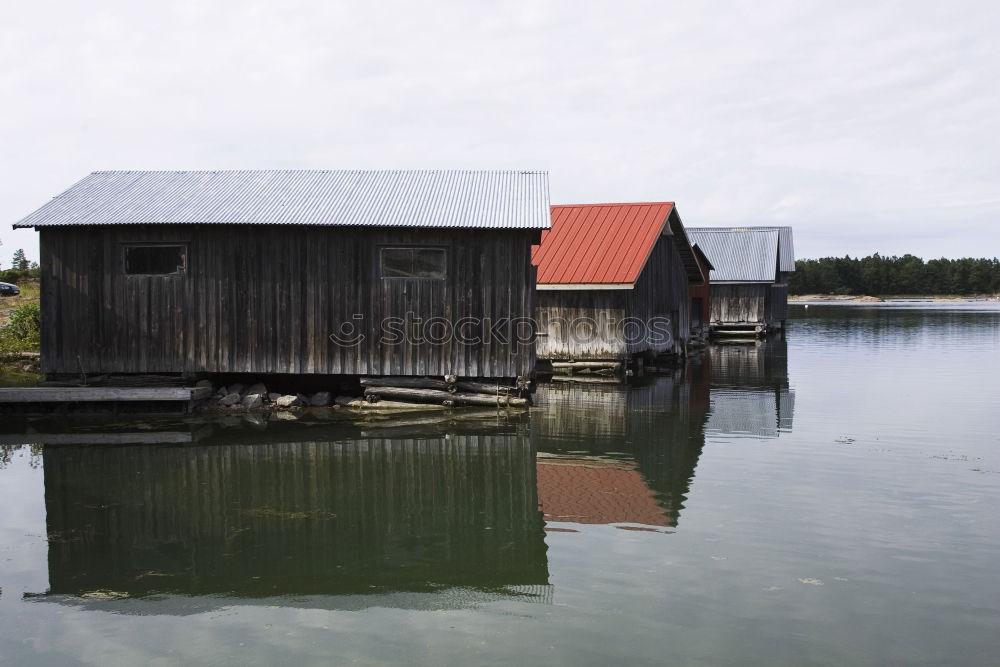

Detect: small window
123,244,187,275
380,247,446,279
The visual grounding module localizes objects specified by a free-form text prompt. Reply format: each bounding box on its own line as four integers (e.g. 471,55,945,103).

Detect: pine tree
11,248,29,271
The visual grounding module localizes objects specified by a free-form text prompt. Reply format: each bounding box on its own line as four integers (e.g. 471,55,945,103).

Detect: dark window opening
124,245,188,275
381,247,446,279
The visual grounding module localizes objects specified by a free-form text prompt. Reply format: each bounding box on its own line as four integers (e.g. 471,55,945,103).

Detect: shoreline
790,294,997,303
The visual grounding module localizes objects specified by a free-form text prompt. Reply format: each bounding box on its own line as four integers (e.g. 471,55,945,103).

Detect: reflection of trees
41,431,548,599
0,443,42,469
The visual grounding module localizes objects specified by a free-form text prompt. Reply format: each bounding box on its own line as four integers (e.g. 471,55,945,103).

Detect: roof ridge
89,169,548,175
551,201,674,208
688,226,786,231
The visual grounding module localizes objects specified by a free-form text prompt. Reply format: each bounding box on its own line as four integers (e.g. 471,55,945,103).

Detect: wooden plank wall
629,234,691,356
534,289,628,360
42,434,548,596
534,234,692,360
709,283,771,326
39,226,537,378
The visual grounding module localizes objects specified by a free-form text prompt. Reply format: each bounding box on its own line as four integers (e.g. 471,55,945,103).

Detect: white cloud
2,0,999,264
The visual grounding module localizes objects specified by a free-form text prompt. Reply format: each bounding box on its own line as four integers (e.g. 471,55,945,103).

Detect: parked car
0,282,20,296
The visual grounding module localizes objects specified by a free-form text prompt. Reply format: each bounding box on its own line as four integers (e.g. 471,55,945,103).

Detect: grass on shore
0,280,42,385
0,365,42,387
0,280,40,328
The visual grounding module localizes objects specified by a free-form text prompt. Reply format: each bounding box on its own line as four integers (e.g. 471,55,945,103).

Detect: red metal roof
533,202,675,285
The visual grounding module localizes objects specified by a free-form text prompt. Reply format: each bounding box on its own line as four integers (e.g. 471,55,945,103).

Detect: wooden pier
0,386,211,415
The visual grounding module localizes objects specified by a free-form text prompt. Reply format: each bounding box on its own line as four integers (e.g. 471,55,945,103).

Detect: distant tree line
790,254,1000,295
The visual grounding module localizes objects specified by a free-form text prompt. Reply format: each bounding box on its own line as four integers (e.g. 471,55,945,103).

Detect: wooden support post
0,387,212,403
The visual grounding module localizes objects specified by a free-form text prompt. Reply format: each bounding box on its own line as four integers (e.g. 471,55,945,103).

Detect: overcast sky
2,0,998,264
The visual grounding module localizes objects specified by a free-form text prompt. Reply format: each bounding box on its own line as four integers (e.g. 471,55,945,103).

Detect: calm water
1,303,999,666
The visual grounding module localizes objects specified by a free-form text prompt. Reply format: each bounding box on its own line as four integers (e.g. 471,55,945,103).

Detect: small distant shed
686,226,795,333
532,203,703,361
14,170,550,381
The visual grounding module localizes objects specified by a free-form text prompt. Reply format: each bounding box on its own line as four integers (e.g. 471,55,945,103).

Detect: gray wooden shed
14,170,550,381
686,226,795,334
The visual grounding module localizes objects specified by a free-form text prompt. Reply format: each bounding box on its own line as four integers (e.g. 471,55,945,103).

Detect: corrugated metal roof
777,228,795,272
749,226,795,271
533,202,675,285
687,228,780,283
691,243,715,272
13,170,551,229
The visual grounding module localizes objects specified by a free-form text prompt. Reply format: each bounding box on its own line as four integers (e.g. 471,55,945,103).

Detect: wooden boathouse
532,202,703,367
686,226,795,335
14,170,550,386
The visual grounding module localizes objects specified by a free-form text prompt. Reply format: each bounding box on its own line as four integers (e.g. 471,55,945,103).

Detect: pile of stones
200,380,335,412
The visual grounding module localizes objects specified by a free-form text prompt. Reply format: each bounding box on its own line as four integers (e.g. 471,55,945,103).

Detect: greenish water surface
1,303,998,666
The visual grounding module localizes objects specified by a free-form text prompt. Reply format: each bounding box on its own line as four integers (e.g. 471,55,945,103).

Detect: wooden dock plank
0,387,211,403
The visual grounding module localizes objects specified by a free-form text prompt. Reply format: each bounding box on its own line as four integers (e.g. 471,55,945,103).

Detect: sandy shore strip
790,294,996,303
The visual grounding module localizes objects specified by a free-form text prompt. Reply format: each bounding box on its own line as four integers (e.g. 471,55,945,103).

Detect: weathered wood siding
629,234,690,355
535,235,691,360
535,289,627,360
709,283,771,326
42,433,547,596
710,279,788,328
39,226,537,378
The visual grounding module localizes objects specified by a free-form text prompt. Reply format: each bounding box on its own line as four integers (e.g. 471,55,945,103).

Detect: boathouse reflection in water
706,338,794,438
34,339,792,606
531,360,712,529
41,424,549,602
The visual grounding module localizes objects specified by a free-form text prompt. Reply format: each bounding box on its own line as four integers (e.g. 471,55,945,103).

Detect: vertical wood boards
709,283,771,326
38,226,537,378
